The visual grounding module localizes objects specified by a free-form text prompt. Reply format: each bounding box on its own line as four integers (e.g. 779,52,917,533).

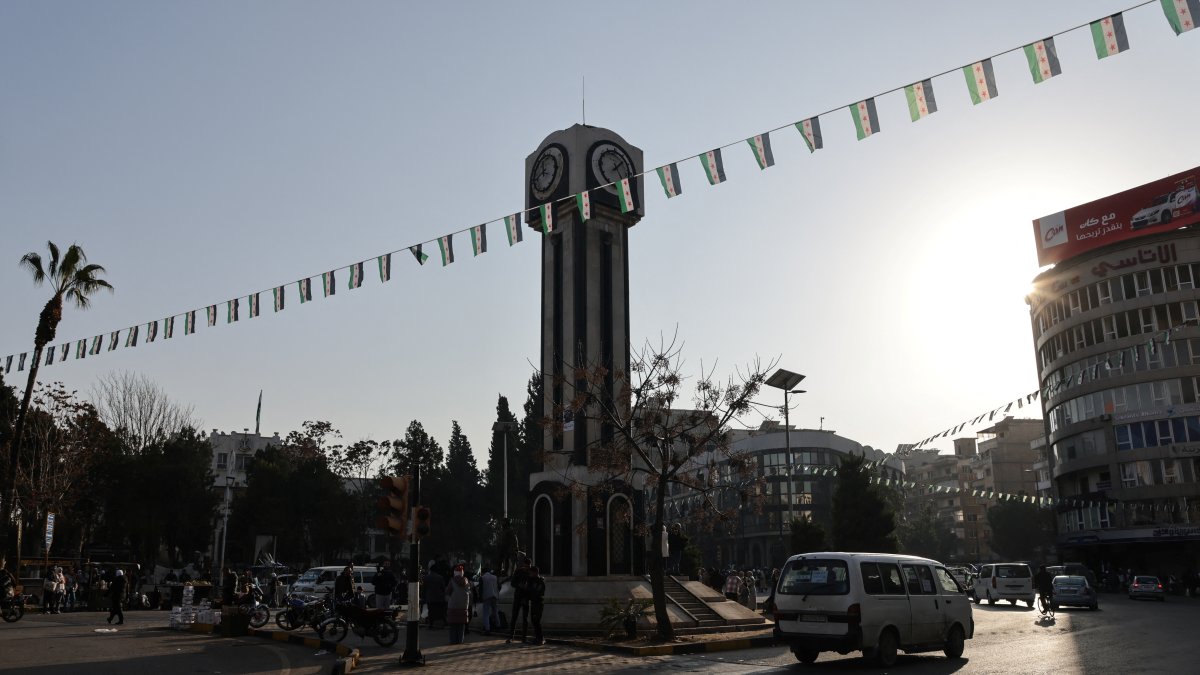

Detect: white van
772,552,973,667
971,563,1034,607
290,566,376,599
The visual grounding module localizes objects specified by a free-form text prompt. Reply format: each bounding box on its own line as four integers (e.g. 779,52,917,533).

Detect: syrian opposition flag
1023,37,1061,83
322,270,336,297
1091,14,1129,58
249,293,261,318
45,346,55,365
410,244,429,265
349,262,364,289
616,178,635,213
3,356,10,373
1162,0,1199,34
378,254,392,282
575,191,591,222
904,79,937,121
795,117,823,152
470,224,487,256
746,133,775,170
207,305,217,327
59,343,68,362
18,353,26,371
126,325,139,348
147,320,158,342
272,285,285,312
699,149,726,185
538,204,554,234
504,214,523,245
850,98,880,139
963,59,998,104
227,298,239,323
298,278,313,303
656,163,682,198
184,311,197,335
90,335,103,355
438,234,455,266
164,316,175,339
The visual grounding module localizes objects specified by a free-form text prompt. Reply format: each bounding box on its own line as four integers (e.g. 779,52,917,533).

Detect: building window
1162,460,1181,485
1097,279,1114,304
1133,271,1153,297
235,454,249,471
216,452,228,470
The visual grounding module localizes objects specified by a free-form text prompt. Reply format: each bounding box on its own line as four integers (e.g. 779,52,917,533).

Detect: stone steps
663,576,725,628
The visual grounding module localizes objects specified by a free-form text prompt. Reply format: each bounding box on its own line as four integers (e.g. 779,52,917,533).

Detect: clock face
530,146,565,201
590,143,634,192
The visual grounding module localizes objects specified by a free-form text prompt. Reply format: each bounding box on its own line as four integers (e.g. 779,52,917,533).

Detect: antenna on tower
582,76,586,125
820,416,825,431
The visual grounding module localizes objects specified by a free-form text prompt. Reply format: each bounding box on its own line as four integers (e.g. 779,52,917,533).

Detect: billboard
1032,165,1200,266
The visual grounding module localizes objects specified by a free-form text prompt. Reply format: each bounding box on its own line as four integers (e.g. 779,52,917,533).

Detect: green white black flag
963,59,998,103
470,224,487,255
795,117,822,152
538,204,554,234
851,98,880,139
207,305,217,327
504,214,523,245
1161,0,1199,35
298,278,312,303
699,149,726,185
1023,37,1061,83
249,293,260,318
904,80,937,121
322,271,336,297
410,244,429,265
378,254,392,282
90,335,102,354
227,299,239,323
1091,14,1129,58
575,191,591,221
438,235,454,266
273,286,285,312
164,316,174,338
746,133,774,170
46,346,55,365
616,178,635,213
147,320,158,342
349,262,364,289
126,326,139,347
656,163,682,198
184,311,196,335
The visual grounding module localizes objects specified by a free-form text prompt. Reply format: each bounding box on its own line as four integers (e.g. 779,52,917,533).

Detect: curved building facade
1028,227,1200,574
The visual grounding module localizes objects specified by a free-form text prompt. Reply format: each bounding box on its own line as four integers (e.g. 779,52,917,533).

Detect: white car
972,563,1034,607
1130,187,1198,230
290,566,375,599
772,552,974,667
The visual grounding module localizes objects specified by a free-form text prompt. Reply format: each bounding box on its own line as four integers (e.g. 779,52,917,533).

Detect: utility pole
400,467,423,667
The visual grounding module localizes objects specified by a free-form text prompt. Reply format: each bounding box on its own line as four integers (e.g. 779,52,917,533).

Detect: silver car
1128,575,1166,602
1050,575,1098,610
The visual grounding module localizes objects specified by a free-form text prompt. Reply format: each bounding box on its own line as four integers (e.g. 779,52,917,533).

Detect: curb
547,632,777,657
183,623,361,671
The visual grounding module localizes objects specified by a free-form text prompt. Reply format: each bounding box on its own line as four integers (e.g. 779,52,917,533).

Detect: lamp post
766,368,805,561
493,420,518,521
217,475,234,584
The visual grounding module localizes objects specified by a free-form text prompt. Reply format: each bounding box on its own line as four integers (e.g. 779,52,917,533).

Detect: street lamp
493,420,519,521
766,368,805,556
217,476,234,585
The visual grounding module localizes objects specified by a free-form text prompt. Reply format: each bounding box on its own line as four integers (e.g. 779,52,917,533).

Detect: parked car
771,552,974,667
972,563,1034,607
1046,563,1097,590
290,566,375,600
1128,576,1166,601
1050,575,1099,610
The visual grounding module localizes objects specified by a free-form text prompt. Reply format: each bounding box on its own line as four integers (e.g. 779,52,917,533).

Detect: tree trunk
3,341,45,565
650,474,674,641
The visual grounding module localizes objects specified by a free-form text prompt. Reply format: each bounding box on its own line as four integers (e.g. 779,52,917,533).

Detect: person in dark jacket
106,569,126,625
505,555,532,644
423,566,446,629
372,560,398,610
526,566,546,645
333,566,355,603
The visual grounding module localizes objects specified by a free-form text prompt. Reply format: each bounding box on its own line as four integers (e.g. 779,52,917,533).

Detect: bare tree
89,371,198,451
546,333,777,641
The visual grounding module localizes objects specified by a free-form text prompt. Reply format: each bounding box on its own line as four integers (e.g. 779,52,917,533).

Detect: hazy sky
3,1,1199,468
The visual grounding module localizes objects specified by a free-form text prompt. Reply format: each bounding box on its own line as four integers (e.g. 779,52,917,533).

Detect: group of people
416,555,546,646
696,566,777,612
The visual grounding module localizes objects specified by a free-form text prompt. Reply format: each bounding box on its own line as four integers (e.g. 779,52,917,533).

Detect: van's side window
880,564,905,594
902,565,935,595
934,567,962,594
861,563,884,594
979,566,991,579
861,563,905,595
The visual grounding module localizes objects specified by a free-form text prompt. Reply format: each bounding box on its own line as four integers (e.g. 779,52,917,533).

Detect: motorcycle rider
0,556,17,601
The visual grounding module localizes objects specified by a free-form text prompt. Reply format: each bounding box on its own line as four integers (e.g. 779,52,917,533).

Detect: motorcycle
275,593,333,632
2,585,25,623
236,585,270,629
317,601,399,647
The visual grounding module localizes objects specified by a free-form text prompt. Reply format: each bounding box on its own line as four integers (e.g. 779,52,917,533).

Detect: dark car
1051,575,1098,610
1128,576,1166,602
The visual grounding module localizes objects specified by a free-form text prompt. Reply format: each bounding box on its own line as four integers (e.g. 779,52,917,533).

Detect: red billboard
1032,165,1200,266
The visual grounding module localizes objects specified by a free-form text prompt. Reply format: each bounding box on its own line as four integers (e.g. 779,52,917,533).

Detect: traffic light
413,505,432,540
377,475,410,538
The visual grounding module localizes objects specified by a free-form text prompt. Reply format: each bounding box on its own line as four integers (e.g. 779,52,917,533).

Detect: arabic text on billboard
1032,166,1200,266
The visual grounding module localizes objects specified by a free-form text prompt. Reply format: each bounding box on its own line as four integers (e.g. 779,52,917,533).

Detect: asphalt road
1,594,1195,674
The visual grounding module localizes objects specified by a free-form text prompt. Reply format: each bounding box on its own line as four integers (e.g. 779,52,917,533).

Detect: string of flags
2,1,1197,375
909,316,1200,449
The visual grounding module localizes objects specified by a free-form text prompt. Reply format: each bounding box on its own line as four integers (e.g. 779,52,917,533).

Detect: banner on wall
1033,164,1200,266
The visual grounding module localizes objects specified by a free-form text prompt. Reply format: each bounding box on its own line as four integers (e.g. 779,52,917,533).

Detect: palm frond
46,241,61,278
19,251,47,285
59,244,85,279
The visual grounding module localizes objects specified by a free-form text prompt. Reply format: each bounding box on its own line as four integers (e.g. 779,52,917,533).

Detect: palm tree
4,242,112,562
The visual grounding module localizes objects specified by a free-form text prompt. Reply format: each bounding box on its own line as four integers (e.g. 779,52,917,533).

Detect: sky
3,1,1200,469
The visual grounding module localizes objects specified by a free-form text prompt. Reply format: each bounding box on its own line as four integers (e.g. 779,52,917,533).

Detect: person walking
479,567,500,634
505,555,532,644
445,564,471,645
333,566,355,604
723,568,742,600
526,566,546,645
423,565,446,629
106,569,126,625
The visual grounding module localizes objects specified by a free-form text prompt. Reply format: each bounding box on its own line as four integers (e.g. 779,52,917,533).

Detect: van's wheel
874,630,899,668
943,624,965,659
987,592,995,606
972,595,981,605
1008,599,1017,605
793,647,819,664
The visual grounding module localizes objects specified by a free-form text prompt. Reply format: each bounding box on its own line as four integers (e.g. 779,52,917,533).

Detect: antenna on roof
581,76,586,125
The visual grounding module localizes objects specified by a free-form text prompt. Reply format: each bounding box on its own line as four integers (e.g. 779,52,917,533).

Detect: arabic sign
45,512,55,550
1033,165,1200,266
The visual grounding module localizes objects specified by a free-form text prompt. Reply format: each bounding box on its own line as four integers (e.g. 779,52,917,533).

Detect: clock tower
524,124,645,577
